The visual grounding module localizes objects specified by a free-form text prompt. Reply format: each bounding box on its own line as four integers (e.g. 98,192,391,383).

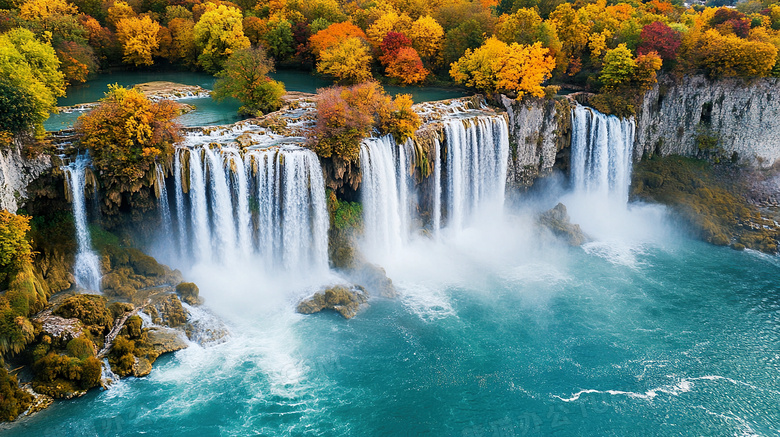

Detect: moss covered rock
175,282,200,306
297,285,368,319
0,367,32,421
51,294,112,336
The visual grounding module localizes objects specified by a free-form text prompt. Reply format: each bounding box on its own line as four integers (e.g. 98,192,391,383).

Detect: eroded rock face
637,75,780,167
0,145,52,213
538,203,587,246
296,285,369,319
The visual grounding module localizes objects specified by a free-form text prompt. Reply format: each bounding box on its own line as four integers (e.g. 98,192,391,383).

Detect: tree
107,0,136,28
56,41,97,84
549,3,589,73
309,21,367,56
450,37,555,98
367,11,413,47
0,77,42,140
193,3,250,73
385,47,429,84
379,31,412,64
408,15,444,62
599,43,637,90
76,85,181,197
0,211,32,287
313,81,421,162
18,0,76,21
0,28,65,136
695,29,777,77
316,36,373,84
213,47,286,115
638,21,682,60
260,16,294,61
116,16,161,66
167,18,197,66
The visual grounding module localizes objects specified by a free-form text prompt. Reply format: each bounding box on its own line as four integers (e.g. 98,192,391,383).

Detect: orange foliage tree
309,21,367,56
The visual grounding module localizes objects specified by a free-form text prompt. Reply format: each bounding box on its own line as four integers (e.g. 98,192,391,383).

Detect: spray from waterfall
173,145,328,272
570,105,636,203
62,154,101,292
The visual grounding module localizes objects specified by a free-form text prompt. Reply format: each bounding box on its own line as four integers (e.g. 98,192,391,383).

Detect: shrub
213,47,286,116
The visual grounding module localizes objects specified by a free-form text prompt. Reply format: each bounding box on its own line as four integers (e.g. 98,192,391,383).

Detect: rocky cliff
636,75,780,167
500,95,572,190
0,144,52,212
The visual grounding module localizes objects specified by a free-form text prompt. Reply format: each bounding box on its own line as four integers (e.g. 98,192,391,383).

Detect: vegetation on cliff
632,155,779,253
75,84,181,214
313,81,421,163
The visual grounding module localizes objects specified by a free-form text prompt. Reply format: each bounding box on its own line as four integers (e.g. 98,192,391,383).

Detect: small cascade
62,154,101,292
360,136,414,254
172,144,328,271
155,163,174,250
570,105,636,202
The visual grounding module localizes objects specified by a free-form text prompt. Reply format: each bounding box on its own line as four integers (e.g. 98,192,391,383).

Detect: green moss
66,338,95,360
122,315,143,339
52,294,113,335
175,282,199,306
632,155,780,253
0,367,32,421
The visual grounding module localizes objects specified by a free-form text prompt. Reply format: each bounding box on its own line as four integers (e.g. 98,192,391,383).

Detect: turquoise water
44,70,467,131
5,202,779,436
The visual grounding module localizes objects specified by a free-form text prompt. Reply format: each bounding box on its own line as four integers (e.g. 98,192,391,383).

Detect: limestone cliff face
636,75,780,167
500,95,572,190
0,144,52,212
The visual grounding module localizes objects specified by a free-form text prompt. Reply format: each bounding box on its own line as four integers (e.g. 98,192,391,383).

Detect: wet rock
33,309,85,343
538,203,587,246
353,263,397,298
175,282,201,306
145,328,188,355
131,357,153,377
21,385,53,417
147,294,188,328
297,285,368,319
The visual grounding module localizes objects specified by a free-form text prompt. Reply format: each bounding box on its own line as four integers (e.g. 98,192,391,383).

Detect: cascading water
359,112,510,254
155,163,174,251
171,144,328,271
360,135,414,254
570,105,636,202
62,154,101,292
440,116,510,231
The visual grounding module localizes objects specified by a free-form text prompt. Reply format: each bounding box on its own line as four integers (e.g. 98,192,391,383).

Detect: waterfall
62,154,101,292
174,145,328,271
571,105,636,202
359,112,510,253
440,115,510,230
155,163,174,251
360,135,414,254
173,149,188,256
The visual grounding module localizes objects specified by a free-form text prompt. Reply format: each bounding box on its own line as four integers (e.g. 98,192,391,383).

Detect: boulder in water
538,203,587,246
297,285,368,319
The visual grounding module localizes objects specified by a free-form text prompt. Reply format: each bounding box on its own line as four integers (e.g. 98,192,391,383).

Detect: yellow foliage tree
193,3,250,73
367,11,413,46
19,0,76,21
450,37,555,99
107,1,137,28
116,16,161,66
697,29,777,77
408,15,444,61
316,36,373,84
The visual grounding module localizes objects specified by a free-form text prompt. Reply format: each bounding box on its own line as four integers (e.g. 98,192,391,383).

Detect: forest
1,0,779,142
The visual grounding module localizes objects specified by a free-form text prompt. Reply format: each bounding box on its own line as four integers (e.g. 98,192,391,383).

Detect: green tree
600,44,637,90
213,47,286,115
193,3,250,73
0,28,65,136
0,77,43,141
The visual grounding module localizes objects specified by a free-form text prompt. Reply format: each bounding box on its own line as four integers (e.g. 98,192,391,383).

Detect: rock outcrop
538,203,587,246
0,145,52,212
636,75,780,167
500,95,573,191
296,285,369,319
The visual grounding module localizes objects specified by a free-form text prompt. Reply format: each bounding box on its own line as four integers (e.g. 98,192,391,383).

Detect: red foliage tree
638,21,681,61
379,32,412,64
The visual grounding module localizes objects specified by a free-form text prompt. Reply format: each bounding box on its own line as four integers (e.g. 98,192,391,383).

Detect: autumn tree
367,11,413,47
309,21,367,56
496,8,563,67
450,37,555,98
0,211,33,287
638,21,682,61
386,47,429,84
316,36,373,84
213,47,286,115
408,15,444,63
76,85,181,198
695,29,778,77
259,16,294,61
166,18,198,67
599,43,636,90
116,16,161,66
56,41,97,84
313,81,421,162
549,3,588,74
193,3,250,73
18,0,76,21
107,0,136,28
0,28,65,136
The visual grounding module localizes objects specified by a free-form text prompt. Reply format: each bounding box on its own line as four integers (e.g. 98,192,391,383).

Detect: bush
213,47,286,116
0,367,31,421
313,82,421,162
